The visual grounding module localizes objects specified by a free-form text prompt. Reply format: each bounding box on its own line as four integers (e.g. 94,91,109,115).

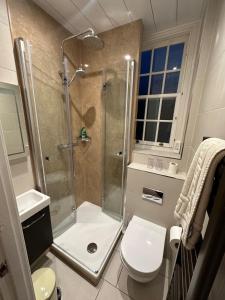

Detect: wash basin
16,189,50,223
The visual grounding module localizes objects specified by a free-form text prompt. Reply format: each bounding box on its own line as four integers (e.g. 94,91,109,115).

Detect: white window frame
134,22,200,159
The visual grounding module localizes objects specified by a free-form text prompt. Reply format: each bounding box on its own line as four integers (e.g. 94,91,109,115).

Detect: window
136,40,187,154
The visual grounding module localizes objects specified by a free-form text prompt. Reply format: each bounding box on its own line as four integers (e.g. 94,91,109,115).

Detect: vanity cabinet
22,206,53,265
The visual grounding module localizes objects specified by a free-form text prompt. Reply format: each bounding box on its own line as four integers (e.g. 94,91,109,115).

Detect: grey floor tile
102,250,123,286
97,281,131,300
117,267,169,300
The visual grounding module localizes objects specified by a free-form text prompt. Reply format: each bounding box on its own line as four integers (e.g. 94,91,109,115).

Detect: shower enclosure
15,30,134,283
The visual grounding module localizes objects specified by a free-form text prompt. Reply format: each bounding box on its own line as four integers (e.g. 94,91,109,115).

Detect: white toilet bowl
32,268,57,300
120,216,166,283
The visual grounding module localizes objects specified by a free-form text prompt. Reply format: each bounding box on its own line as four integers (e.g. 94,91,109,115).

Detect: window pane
152,47,167,72
147,99,160,119
136,121,144,140
140,50,151,74
137,99,146,119
150,74,163,94
139,76,149,95
167,43,184,70
160,98,176,120
164,72,180,93
157,122,172,143
145,122,157,141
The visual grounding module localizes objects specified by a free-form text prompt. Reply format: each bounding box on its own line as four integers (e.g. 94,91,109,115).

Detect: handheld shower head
66,64,88,86
75,66,86,78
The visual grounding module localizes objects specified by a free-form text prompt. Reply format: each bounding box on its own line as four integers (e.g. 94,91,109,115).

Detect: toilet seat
32,268,57,300
120,216,166,282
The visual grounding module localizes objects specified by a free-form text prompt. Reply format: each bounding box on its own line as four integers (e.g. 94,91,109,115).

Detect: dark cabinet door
22,206,53,265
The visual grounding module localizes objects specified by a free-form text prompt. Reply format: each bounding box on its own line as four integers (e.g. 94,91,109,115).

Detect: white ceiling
33,0,205,36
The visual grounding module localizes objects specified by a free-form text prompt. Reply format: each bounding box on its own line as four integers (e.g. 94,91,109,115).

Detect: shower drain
87,243,97,254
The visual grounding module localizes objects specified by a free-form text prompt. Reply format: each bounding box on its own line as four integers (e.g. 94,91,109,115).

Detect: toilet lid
32,268,56,300
121,216,166,274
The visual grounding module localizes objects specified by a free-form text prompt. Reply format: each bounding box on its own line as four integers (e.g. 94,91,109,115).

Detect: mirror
0,83,28,160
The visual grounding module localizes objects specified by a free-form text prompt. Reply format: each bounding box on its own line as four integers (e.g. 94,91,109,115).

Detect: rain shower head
82,32,104,50
61,28,104,57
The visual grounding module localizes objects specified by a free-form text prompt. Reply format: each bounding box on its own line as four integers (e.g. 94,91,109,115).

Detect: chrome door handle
22,213,45,230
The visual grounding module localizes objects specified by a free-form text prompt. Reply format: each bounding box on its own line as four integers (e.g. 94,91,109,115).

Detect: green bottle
80,127,88,139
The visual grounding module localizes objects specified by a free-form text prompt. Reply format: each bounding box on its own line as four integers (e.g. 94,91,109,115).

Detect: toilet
32,268,57,300
120,216,166,283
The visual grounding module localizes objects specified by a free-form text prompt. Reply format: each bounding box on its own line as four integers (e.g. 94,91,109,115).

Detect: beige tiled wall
0,0,34,195
75,20,142,209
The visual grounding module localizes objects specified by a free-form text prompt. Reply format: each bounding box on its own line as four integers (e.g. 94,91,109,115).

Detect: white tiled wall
0,0,17,85
190,0,225,153
0,0,34,195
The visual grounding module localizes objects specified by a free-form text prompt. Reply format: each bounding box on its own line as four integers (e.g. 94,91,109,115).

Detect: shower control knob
114,151,124,158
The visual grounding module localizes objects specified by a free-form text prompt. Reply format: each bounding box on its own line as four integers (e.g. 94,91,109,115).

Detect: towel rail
167,157,225,300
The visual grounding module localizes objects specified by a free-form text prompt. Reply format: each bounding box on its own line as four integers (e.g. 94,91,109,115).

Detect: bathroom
0,0,225,299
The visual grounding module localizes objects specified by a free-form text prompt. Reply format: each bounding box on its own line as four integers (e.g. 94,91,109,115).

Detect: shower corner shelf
76,136,91,143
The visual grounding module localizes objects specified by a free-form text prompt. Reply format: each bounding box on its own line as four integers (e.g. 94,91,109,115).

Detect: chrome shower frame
52,58,135,284
61,56,77,219
15,38,47,193
121,58,135,221
15,33,135,283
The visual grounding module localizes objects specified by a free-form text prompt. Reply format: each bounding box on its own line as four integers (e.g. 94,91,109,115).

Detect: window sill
128,162,186,181
134,145,182,159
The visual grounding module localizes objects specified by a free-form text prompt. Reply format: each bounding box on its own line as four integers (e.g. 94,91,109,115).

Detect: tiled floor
35,236,169,300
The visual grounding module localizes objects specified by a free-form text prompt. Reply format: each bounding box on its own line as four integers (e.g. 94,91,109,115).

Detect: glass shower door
15,38,76,237
102,58,134,220
35,78,76,236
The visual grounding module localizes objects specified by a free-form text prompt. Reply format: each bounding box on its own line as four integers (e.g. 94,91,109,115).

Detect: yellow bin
32,268,57,300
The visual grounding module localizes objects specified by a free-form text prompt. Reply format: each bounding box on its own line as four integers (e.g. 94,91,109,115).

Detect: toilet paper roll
170,226,182,250
168,162,178,175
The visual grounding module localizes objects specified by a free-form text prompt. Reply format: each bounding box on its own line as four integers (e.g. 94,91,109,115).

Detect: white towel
174,138,225,249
